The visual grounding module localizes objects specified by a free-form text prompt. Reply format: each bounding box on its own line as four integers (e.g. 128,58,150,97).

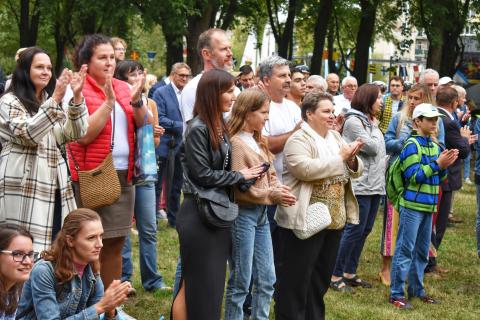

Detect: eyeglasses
1,250,39,263
390,84,403,88
114,48,126,52
344,84,358,89
175,73,191,79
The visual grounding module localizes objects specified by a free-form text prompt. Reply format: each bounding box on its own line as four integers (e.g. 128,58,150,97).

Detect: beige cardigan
230,135,282,205
275,126,364,231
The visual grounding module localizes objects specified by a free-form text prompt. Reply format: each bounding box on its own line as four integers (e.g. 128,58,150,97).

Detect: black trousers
275,227,342,320
435,190,453,250
174,195,231,320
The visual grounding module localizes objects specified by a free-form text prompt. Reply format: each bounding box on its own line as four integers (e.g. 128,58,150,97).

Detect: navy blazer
153,83,184,158
439,107,470,191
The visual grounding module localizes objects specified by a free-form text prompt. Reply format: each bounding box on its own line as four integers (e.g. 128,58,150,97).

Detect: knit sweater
230,135,281,205
399,135,447,213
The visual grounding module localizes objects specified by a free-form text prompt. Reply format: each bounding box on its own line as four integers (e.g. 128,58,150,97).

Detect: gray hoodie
342,109,386,195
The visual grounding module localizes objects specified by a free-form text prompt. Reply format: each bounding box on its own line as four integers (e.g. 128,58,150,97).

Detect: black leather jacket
181,116,245,195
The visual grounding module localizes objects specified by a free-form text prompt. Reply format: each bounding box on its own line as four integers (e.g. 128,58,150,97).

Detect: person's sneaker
117,306,137,320
448,215,463,224
465,177,473,185
148,283,173,292
389,297,413,309
419,295,440,304
157,209,168,220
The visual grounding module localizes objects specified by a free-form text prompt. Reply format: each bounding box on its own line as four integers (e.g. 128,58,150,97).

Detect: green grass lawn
124,185,480,319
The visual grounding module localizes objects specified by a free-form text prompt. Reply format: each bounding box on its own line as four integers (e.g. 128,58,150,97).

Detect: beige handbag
293,202,332,240
68,105,121,209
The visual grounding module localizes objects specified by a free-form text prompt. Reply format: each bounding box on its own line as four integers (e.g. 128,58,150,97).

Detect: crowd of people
0,27,479,320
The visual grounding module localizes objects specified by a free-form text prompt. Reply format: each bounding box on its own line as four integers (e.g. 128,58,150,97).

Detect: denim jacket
16,260,103,320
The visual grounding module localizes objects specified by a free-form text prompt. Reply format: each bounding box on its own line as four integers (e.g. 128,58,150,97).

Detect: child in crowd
389,103,458,309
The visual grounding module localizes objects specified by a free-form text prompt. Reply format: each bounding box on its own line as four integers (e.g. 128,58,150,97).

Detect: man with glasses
286,66,306,106
111,37,127,61
377,76,406,133
153,62,191,228
333,76,358,116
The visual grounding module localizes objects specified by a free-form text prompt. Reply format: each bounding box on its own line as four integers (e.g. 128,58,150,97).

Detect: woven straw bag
68,103,121,209
293,202,331,240
76,152,121,209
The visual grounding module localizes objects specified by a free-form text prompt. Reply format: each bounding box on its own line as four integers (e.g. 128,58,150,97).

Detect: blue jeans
225,205,276,320
333,194,381,276
464,153,471,180
390,206,433,299
121,183,164,290
476,186,480,257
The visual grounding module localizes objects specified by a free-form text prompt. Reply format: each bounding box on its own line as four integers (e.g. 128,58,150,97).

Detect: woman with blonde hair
17,208,131,319
224,89,296,320
380,84,445,285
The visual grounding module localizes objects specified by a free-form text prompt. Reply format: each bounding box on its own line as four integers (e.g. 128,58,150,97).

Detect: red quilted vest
67,74,135,182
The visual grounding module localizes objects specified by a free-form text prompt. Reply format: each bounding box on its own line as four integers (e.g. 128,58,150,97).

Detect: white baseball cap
439,76,454,86
412,103,444,119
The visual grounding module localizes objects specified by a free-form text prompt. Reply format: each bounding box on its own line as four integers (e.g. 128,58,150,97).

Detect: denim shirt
16,260,104,320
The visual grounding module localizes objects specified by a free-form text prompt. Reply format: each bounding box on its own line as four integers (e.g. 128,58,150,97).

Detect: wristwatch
130,99,143,108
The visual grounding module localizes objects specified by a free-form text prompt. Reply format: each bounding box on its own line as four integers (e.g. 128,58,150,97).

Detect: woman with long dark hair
0,225,35,319
0,47,88,252
171,70,263,320
16,208,131,319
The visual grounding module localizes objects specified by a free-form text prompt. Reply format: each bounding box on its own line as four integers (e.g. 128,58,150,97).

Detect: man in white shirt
260,56,302,183
333,76,358,116
180,28,238,127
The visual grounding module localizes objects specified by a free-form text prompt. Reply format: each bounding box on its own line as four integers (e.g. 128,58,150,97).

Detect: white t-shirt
111,101,129,170
262,98,301,182
180,73,241,130
180,73,202,130
333,94,351,116
238,131,260,154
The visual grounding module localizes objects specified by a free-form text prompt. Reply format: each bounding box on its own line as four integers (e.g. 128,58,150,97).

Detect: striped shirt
399,135,447,213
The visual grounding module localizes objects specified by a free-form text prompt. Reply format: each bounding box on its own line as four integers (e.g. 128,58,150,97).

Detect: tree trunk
164,32,185,74
278,0,297,58
310,0,334,75
19,0,41,47
186,1,218,75
327,23,338,74
352,0,379,85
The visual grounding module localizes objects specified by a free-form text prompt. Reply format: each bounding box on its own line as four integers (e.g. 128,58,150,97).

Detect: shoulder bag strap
68,101,116,170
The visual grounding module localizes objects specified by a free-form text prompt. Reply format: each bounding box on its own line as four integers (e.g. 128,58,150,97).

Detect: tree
413,0,474,76
265,0,303,59
310,0,334,75
5,0,42,47
351,0,381,84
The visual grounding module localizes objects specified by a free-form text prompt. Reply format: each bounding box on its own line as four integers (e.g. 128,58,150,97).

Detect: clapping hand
52,68,72,104
104,74,116,107
131,68,146,104
71,64,87,104
436,149,459,169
